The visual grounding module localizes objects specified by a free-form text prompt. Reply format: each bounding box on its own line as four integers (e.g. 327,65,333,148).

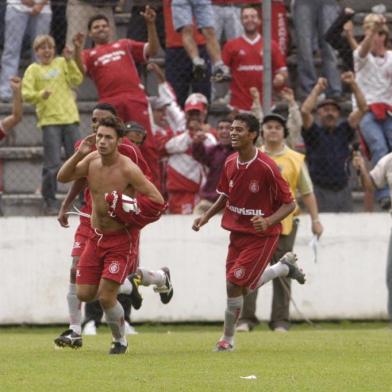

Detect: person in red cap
184,92,217,138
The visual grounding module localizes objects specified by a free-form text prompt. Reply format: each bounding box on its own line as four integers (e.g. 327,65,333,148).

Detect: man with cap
300,72,367,212
184,92,217,138
237,112,323,333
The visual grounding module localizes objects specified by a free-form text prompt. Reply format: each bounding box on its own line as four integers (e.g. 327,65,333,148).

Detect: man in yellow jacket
237,113,323,332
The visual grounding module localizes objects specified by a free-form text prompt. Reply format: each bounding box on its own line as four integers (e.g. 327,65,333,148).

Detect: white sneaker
124,321,138,335
83,320,97,336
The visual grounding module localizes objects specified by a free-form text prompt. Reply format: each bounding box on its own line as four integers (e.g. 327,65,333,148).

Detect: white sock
67,283,81,334
118,278,133,295
223,296,243,345
256,262,289,288
138,268,165,286
212,59,224,70
104,301,127,346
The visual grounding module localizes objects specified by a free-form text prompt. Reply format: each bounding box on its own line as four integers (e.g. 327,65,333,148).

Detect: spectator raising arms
355,13,392,209
73,9,161,188
300,73,368,212
22,35,83,215
222,5,287,112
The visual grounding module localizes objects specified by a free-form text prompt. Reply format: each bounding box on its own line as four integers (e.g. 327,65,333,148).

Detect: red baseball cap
184,93,208,112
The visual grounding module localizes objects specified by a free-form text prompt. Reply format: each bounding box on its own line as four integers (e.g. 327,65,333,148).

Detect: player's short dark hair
97,116,125,138
233,113,260,143
88,14,109,31
92,102,117,116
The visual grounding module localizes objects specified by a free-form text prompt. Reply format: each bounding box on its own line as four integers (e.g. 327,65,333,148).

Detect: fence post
262,0,272,115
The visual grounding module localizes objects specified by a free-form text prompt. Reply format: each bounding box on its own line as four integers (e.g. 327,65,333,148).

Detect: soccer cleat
54,329,82,349
214,339,234,352
126,273,143,310
280,252,306,284
153,267,173,304
192,62,207,81
109,341,128,355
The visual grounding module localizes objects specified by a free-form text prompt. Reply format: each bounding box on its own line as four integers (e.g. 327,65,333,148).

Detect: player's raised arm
57,134,96,183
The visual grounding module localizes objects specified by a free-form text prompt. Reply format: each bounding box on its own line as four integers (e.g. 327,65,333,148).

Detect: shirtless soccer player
192,113,306,352
54,104,173,349
57,116,166,354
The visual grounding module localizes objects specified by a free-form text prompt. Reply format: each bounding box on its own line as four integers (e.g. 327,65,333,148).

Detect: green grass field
1,323,392,392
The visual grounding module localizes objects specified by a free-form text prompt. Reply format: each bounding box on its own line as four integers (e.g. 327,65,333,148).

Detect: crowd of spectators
0,0,392,215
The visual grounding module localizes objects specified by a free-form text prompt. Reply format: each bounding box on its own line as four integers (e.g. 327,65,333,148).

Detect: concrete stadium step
0,193,67,216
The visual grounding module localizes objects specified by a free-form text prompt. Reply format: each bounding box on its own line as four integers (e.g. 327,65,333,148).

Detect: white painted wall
0,213,390,324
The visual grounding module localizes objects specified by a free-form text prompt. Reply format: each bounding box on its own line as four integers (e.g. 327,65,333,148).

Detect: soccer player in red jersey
73,7,161,188
192,113,306,352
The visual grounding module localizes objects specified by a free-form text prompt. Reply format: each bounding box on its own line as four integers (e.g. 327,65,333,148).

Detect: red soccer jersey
217,150,293,237
222,34,287,111
82,39,147,101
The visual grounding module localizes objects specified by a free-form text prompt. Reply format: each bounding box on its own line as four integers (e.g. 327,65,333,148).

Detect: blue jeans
360,112,392,201
41,124,80,204
172,0,214,30
0,6,51,99
293,0,341,97
387,228,392,321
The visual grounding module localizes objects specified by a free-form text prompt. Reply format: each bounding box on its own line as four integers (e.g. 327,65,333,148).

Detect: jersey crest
249,180,260,193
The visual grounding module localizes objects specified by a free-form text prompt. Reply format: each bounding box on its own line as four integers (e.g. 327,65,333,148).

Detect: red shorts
167,191,198,214
226,232,279,290
76,228,138,286
71,222,92,257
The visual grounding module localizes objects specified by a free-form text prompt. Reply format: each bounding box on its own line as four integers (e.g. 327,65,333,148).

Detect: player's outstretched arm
57,134,95,183
192,194,227,231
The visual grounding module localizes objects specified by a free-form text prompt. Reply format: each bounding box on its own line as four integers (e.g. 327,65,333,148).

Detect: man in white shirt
355,13,392,209
0,0,52,101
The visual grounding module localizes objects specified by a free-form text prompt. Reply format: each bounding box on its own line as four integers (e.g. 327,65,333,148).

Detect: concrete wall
0,213,390,324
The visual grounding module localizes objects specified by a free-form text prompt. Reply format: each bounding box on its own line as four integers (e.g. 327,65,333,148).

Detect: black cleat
192,62,207,81
109,341,128,355
126,273,143,310
54,329,82,349
280,252,306,284
153,267,174,304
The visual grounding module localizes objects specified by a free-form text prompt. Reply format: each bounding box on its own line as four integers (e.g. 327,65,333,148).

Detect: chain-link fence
0,0,390,216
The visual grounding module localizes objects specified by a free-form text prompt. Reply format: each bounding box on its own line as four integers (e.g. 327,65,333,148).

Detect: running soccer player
54,103,164,348
192,113,306,352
